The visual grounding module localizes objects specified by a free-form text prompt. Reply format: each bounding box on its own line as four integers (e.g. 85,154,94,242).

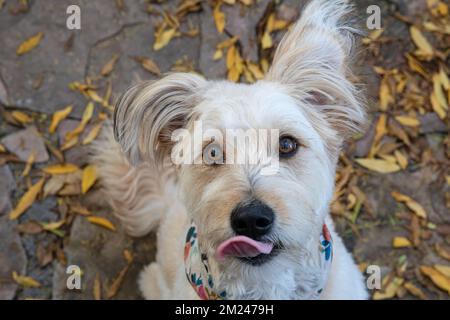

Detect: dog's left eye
279,136,298,158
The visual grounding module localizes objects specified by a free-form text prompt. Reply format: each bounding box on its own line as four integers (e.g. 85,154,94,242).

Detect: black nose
230,199,275,240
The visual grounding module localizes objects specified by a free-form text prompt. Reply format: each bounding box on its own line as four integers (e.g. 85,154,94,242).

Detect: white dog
93,0,368,300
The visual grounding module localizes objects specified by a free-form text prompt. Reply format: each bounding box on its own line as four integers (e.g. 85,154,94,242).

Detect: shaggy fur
92,0,368,299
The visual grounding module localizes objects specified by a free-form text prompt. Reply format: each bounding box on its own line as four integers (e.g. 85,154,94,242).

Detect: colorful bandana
184,222,333,300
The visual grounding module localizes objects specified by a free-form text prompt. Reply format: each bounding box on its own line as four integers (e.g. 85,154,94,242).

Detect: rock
0,165,16,215
419,113,448,134
0,165,26,300
1,126,49,163
52,208,155,299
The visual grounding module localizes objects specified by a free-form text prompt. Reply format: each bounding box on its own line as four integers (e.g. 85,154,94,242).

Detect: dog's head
114,0,365,273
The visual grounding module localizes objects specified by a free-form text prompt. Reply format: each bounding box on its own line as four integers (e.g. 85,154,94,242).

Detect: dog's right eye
279,136,298,158
203,142,224,165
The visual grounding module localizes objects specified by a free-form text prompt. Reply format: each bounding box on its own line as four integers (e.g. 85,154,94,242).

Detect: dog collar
184,222,333,300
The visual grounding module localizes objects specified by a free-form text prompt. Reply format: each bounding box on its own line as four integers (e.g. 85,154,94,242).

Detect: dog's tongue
216,236,273,261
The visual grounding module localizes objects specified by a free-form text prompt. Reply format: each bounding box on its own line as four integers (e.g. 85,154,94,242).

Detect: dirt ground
0,0,449,300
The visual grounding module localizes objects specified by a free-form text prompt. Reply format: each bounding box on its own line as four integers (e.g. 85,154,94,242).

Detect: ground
0,0,449,300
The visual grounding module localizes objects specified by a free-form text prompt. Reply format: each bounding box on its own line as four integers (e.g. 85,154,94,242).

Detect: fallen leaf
93,273,101,300
9,178,45,220
403,282,427,299
379,77,394,111
132,56,161,75
42,163,79,175
101,54,120,77
393,236,412,248
106,265,129,299
81,165,97,194
12,271,41,288
49,105,73,133
435,243,450,260
420,266,450,294
87,216,116,232
373,276,404,300
410,26,434,59
394,150,408,169
0,144,5,153
17,32,44,55
82,123,103,145
153,28,177,51
40,220,65,231
11,111,33,124
391,191,427,219
65,102,95,141
434,265,450,278
16,221,43,234
213,3,226,34
21,151,36,177
355,158,401,173
395,115,420,127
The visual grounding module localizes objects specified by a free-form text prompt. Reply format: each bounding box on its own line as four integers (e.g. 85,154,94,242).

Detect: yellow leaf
439,67,449,90
403,282,427,299
226,45,236,69
355,158,401,174
391,191,427,219
247,62,264,80
16,32,44,55
82,123,103,145
434,265,450,278
66,102,95,141
133,56,161,75
40,220,65,231
0,144,5,153
82,165,97,194
261,31,273,49
153,28,177,51
213,49,223,60
9,178,45,220
373,276,404,300
93,273,101,300
446,176,450,185
213,4,226,34
12,271,41,288
61,135,78,151
101,54,120,77
393,236,412,248
379,77,393,111
394,150,408,170
433,73,449,110
87,216,116,232
420,266,450,294
21,151,36,177
11,111,33,124
49,105,73,133
410,26,434,59
106,265,129,299
430,92,446,119
395,115,420,127
42,163,79,175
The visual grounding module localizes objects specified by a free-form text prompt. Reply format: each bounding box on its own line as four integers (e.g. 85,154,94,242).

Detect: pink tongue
216,236,274,261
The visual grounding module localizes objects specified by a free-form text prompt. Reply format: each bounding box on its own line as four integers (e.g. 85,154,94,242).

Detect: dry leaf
153,28,177,51
0,144,5,153
101,54,120,77
66,102,95,141
410,26,434,59
106,265,129,299
40,220,65,231
132,56,161,75
17,32,44,55
379,77,393,111
93,273,101,300
394,150,408,170
393,236,412,248
9,178,45,220
213,3,226,34
42,163,79,175
49,105,73,133
420,266,450,294
21,151,36,177
434,265,450,278
82,165,97,194
403,282,427,299
391,191,427,219
395,115,420,127
373,276,404,300
87,216,116,232
11,111,33,124
82,123,103,145
355,158,401,174
12,271,41,288
435,243,450,261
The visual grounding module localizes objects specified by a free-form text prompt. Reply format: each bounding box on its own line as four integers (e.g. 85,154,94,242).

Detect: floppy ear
113,73,206,166
265,0,365,138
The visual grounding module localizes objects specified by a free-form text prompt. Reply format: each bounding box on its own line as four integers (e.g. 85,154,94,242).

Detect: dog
92,0,368,299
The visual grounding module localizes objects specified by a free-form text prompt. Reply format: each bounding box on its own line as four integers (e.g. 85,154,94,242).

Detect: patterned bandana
184,222,333,300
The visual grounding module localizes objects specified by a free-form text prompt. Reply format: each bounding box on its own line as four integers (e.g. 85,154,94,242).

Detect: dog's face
114,1,365,272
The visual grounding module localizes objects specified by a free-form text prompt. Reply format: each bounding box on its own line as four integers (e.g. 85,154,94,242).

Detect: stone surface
0,165,27,300
1,126,49,162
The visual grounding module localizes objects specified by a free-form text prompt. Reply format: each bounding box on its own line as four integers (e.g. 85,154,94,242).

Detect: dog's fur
92,0,368,299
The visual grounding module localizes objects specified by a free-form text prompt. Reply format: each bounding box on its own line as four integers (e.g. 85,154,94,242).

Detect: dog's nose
230,199,275,239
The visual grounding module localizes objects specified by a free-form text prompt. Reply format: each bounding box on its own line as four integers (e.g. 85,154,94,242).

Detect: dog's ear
113,73,206,166
265,0,365,138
